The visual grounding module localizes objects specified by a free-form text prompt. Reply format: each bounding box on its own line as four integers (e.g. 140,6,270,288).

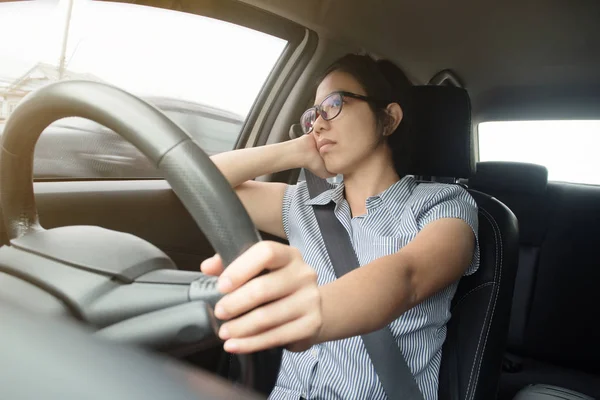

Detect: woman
201,54,479,400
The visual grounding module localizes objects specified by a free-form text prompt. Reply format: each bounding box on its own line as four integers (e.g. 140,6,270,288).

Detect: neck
343,145,400,218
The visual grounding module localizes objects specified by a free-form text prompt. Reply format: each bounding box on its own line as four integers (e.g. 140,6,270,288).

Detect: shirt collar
377,175,417,204
304,175,417,208
304,182,346,206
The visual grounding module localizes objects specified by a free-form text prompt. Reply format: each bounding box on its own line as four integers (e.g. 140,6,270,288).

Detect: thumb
200,254,224,276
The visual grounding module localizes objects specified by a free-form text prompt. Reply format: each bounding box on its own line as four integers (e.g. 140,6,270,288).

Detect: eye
323,99,340,114
322,93,342,109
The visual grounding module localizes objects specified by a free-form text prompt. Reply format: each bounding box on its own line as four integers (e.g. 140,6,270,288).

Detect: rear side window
0,1,287,179
478,120,600,185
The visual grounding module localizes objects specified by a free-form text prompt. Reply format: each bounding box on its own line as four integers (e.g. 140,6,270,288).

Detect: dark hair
316,54,413,175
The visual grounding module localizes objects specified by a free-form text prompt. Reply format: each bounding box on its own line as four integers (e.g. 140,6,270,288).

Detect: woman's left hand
200,241,323,354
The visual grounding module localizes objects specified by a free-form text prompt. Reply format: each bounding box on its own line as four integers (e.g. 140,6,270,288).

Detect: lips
317,139,336,152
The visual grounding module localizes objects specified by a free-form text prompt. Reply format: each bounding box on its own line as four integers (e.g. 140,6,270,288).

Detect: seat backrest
408,87,520,400
438,189,519,400
470,162,600,375
522,181,600,373
469,161,551,354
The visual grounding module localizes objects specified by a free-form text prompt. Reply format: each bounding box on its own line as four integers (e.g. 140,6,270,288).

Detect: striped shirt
269,175,480,400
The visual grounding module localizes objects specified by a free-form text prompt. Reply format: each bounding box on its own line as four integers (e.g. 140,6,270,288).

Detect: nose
312,112,329,135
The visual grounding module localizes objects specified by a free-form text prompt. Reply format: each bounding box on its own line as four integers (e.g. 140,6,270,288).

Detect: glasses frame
300,91,385,134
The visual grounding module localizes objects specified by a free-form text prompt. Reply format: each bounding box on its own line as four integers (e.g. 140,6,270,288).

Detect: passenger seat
469,161,600,399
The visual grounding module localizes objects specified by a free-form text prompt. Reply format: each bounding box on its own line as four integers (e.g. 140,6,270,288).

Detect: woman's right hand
294,133,335,179
201,242,323,354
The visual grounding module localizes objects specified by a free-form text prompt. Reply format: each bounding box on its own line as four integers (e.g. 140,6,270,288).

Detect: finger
223,314,321,354
217,241,299,294
200,254,224,277
218,287,315,339
215,264,313,320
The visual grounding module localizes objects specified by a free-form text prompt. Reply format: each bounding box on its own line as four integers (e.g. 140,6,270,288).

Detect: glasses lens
320,93,343,121
300,108,317,134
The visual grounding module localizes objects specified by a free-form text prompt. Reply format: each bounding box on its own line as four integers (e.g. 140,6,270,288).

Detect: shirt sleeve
417,185,480,276
281,184,297,240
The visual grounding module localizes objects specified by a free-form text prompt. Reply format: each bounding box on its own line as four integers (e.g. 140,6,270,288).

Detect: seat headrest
403,85,474,178
470,161,548,194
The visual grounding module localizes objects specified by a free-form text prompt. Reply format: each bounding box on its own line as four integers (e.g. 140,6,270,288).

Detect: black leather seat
469,161,552,361
408,86,520,400
470,162,600,399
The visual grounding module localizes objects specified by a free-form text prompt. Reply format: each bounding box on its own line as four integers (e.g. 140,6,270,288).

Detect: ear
383,103,403,136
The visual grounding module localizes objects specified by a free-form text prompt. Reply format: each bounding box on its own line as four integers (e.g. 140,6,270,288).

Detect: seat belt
304,169,424,400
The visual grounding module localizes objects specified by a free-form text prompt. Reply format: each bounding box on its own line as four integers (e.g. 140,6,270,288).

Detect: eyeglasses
300,91,383,134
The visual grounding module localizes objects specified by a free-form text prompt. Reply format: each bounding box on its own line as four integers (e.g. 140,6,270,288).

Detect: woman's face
312,70,385,175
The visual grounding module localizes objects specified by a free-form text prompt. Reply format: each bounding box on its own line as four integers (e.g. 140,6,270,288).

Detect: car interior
0,0,599,399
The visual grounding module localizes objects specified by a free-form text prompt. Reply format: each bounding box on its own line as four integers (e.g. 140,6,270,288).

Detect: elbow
234,180,253,192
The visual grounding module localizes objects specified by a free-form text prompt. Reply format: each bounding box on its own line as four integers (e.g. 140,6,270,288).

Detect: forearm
314,218,474,344
210,139,304,188
315,253,417,343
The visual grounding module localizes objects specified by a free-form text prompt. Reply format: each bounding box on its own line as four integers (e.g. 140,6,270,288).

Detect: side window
0,1,287,179
478,120,600,185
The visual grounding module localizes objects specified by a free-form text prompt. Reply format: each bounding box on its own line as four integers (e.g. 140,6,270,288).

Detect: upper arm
235,180,288,239
401,218,476,303
399,186,479,302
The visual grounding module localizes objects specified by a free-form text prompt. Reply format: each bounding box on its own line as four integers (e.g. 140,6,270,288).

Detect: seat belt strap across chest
304,169,424,400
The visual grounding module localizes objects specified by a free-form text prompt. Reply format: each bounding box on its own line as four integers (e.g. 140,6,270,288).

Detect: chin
324,158,351,176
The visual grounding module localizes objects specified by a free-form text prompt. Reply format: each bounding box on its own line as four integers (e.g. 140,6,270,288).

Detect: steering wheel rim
0,80,259,266
0,80,280,394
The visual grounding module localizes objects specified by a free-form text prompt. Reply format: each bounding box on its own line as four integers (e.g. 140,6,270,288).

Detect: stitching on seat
465,207,503,400
464,208,499,398
471,208,504,398
451,282,495,311
467,207,504,400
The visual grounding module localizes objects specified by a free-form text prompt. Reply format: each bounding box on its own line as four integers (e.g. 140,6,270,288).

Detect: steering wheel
0,80,281,398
